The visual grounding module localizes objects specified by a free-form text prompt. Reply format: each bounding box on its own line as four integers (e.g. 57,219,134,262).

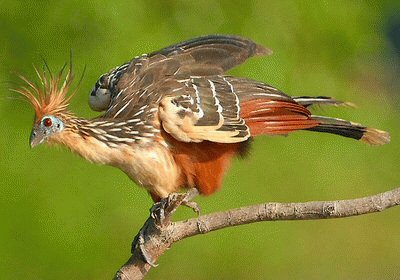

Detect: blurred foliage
1,1,399,279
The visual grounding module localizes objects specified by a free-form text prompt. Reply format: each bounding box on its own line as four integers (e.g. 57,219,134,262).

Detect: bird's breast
117,142,182,198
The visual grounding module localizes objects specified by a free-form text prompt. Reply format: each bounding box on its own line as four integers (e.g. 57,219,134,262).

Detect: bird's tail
305,115,390,145
292,96,354,108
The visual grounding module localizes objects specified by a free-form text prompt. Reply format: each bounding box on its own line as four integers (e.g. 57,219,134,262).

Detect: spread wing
101,35,270,118
145,34,270,75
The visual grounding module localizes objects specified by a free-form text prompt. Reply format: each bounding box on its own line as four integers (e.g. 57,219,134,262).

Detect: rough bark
114,187,400,280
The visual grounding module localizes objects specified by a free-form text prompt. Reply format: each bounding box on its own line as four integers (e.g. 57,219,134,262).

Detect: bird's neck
48,116,126,165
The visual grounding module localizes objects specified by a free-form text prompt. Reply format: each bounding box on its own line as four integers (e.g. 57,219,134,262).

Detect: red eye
43,118,52,127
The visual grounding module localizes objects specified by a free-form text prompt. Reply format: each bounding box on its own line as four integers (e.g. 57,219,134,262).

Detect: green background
1,1,399,279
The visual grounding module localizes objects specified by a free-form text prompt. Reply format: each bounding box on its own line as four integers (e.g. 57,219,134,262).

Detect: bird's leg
151,188,200,226
181,188,201,214
167,188,200,217
131,188,200,266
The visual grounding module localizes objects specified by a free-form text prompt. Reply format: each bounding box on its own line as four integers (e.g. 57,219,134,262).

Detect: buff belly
118,143,181,198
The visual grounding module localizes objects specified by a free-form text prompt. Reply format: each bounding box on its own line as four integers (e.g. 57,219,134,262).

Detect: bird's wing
145,34,270,75
126,34,269,80
102,35,269,117
159,76,313,143
158,76,250,143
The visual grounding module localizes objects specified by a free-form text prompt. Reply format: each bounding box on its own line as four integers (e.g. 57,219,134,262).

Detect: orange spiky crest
12,64,78,121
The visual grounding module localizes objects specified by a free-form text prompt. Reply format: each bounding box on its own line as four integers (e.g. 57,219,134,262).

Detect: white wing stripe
192,83,204,118
208,80,223,113
252,92,285,98
113,98,133,118
223,77,240,120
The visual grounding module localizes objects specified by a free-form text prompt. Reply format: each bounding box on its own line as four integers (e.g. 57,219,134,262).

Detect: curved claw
182,200,201,215
181,188,201,215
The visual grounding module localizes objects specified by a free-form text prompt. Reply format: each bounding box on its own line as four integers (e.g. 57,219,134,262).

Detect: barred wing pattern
159,76,248,143
158,76,311,143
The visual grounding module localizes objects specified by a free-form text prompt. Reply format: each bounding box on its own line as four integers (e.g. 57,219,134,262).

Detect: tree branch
114,187,400,280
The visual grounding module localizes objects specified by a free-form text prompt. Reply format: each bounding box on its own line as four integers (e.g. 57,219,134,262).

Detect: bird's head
12,64,77,148
29,115,65,148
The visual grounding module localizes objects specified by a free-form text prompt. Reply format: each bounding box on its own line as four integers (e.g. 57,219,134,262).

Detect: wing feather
103,35,270,119
159,76,318,143
159,77,250,143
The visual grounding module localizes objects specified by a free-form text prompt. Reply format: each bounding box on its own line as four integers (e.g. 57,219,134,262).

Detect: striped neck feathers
49,115,149,165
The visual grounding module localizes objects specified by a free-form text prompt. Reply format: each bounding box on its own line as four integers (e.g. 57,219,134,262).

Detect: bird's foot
151,188,200,226
131,188,200,266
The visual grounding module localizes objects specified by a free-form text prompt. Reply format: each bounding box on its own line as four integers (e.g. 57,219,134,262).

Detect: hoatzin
15,35,390,203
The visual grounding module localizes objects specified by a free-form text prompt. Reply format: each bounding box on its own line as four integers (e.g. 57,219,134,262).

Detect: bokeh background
1,1,399,279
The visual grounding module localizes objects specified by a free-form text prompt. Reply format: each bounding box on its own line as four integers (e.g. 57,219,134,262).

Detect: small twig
114,187,400,280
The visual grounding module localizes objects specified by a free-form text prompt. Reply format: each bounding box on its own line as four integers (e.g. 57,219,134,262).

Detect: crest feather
11,63,79,120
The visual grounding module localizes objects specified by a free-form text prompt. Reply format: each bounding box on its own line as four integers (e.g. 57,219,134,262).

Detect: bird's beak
29,126,45,148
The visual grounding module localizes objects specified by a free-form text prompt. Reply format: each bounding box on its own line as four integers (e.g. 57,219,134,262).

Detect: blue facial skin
30,115,65,148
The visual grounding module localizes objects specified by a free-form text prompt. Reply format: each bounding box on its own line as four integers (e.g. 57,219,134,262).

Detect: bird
14,35,390,204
